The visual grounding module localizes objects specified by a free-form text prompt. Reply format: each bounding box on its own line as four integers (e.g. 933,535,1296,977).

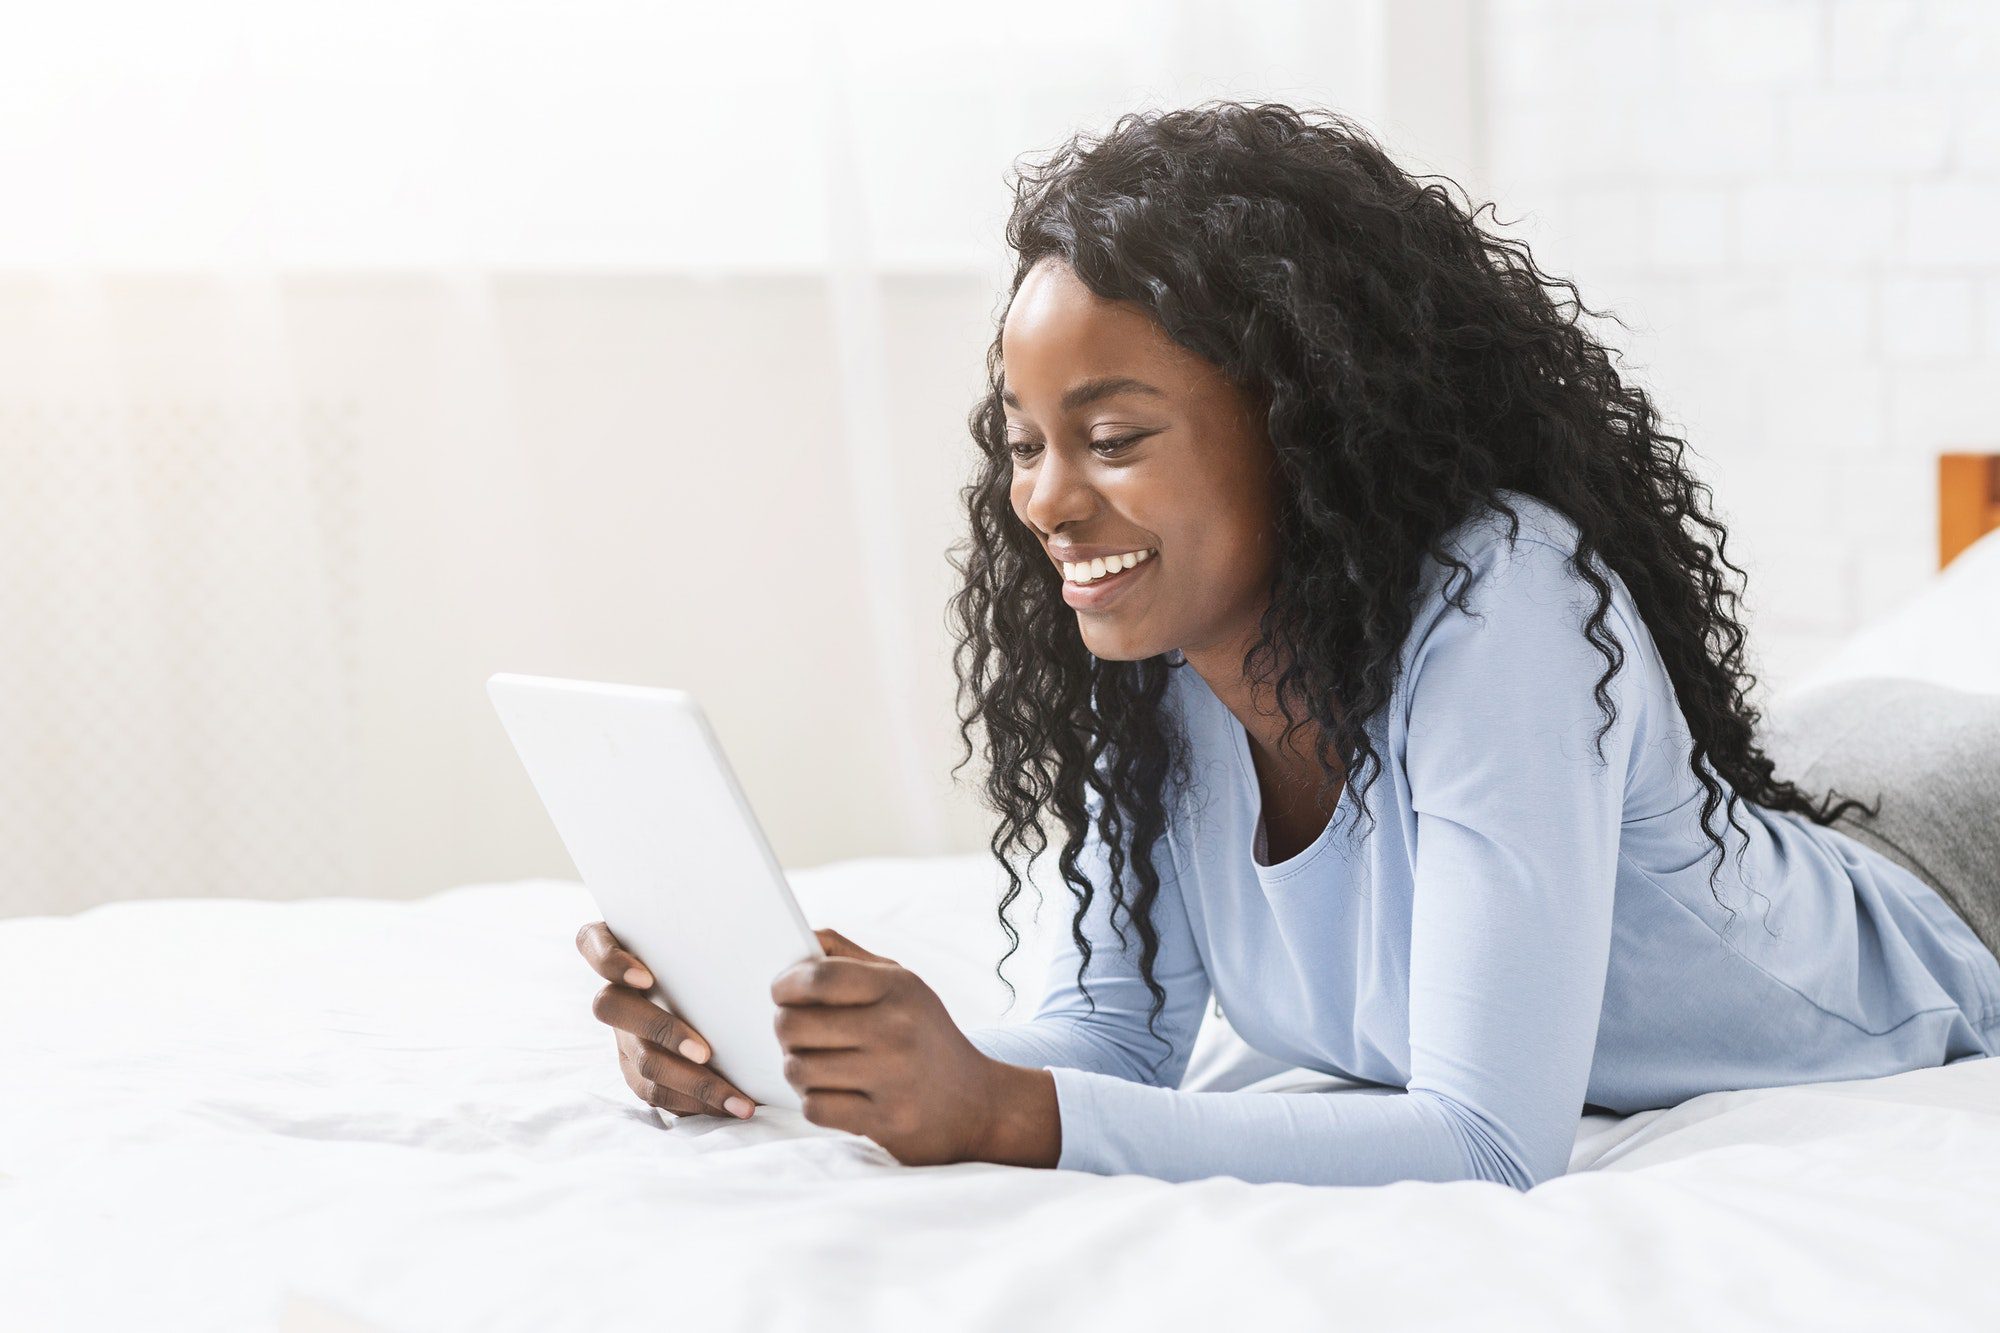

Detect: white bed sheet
5,861,1999,1332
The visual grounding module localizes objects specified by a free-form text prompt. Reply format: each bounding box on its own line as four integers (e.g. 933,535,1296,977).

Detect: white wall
7,0,1990,915
1478,0,2000,697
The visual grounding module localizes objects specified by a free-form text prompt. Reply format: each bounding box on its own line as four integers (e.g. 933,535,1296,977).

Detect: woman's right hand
575,921,756,1119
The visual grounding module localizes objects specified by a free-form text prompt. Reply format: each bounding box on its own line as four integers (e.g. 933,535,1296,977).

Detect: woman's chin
1076,622,1165,662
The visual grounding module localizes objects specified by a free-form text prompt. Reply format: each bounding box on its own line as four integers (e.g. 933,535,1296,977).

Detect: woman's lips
1060,555,1153,611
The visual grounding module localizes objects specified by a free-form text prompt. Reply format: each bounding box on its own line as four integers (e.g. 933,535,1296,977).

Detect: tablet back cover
487,672,821,1109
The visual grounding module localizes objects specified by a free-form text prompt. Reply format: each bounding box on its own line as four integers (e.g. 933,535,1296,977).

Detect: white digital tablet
486,672,824,1112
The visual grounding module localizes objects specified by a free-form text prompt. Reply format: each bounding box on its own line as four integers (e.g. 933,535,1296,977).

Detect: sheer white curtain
0,277,361,910
0,0,1470,914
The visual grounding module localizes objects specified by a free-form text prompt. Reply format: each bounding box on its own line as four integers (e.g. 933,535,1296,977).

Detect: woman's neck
1180,622,1336,780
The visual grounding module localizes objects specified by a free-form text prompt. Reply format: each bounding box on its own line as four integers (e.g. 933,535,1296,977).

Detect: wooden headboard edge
1939,452,2000,570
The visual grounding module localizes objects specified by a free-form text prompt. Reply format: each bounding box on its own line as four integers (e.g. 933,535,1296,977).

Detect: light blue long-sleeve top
965,490,2000,1191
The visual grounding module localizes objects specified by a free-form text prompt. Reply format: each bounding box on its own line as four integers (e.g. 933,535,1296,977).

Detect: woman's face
1002,256,1280,665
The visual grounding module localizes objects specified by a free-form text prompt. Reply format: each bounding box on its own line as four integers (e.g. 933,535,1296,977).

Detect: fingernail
679,1037,710,1063
724,1096,753,1119
624,967,652,988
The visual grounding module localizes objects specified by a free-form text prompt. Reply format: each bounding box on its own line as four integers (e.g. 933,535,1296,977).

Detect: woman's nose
1021,445,1097,536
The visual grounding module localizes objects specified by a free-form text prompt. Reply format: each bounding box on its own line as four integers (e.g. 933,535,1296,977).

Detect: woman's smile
1058,548,1156,611
1056,545,1155,585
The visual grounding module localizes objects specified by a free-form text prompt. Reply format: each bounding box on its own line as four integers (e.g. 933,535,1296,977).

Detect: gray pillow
1758,676,2000,960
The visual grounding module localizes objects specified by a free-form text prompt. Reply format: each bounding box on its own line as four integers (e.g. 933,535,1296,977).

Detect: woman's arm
970,534,1638,1189
961,799,1215,1137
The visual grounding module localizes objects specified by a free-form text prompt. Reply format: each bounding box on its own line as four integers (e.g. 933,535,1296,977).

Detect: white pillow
1787,527,2000,698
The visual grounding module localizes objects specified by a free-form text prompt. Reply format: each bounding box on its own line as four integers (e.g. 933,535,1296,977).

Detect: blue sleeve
963,805,1212,1091
971,535,1637,1189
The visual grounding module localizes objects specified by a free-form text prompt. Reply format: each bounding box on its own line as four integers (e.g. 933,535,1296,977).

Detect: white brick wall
1479,0,2000,700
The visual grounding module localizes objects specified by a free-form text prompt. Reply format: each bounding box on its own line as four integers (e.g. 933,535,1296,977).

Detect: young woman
577,101,2000,1189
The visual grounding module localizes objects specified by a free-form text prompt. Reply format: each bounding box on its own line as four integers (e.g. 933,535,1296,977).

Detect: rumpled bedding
4,858,1999,1332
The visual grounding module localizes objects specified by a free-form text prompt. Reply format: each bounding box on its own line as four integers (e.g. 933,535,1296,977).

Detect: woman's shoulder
1437,489,1589,577
1399,490,1661,704
1404,490,1611,632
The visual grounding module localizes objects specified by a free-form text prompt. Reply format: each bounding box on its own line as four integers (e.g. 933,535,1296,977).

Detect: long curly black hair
944,100,1877,1063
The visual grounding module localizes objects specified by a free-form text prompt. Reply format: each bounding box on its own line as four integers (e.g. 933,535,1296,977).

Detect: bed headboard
1939,453,2000,569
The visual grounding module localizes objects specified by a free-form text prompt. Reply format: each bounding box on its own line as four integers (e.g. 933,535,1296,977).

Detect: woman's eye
1006,433,1147,461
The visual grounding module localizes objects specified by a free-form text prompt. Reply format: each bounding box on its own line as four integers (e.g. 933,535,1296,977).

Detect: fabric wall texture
0,274,1005,914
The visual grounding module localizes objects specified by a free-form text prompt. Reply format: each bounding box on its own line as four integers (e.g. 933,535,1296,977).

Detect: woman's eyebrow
1000,375,1166,412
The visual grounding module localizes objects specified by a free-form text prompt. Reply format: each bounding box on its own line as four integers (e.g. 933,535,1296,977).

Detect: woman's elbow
1478,1141,1568,1192
1423,1092,1572,1191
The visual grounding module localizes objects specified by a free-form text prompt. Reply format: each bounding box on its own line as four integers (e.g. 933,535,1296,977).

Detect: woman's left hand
770,928,1010,1166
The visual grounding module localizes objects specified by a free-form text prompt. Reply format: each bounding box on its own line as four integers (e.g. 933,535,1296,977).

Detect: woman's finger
770,956,896,1008
781,1046,874,1093
813,927,895,964
633,1039,755,1118
575,920,654,989
592,984,712,1064
617,1034,705,1115
773,1001,867,1051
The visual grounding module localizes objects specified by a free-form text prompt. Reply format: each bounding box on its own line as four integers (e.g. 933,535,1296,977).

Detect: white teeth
1062,548,1154,584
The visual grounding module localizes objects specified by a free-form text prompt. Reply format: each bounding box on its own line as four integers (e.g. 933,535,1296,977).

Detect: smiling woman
914,100,2000,1189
